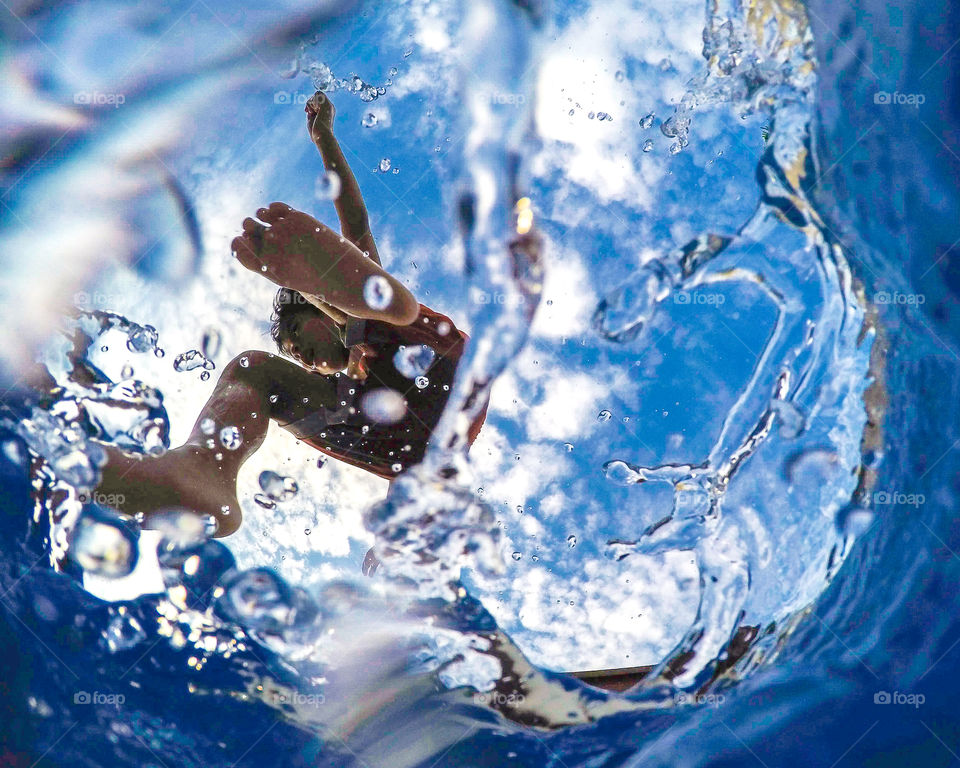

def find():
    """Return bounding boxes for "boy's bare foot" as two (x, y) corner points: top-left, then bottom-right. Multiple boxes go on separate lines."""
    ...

(231, 202), (418, 325)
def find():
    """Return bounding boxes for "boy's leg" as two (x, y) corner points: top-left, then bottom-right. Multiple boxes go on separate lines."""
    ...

(95, 351), (337, 537)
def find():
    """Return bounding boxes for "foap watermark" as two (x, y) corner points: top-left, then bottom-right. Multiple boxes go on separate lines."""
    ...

(472, 289), (526, 306)
(74, 91), (125, 108)
(875, 291), (925, 306)
(874, 690), (924, 708)
(474, 691), (526, 707)
(874, 91), (926, 108)
(73, 291), (123, 309)
(674, 291), (726, 307)
(675, 692), (726, 707)
(274, 91), (312, 105)
(74, 691), (125, 706)
(270, 691), (325, 708)
(873, 491), (924, 508)
(486, 91), (526, 106)
(78, 491), (126, 509)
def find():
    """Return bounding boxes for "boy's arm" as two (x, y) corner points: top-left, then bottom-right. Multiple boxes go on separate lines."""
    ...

(305, 92), (383, 267)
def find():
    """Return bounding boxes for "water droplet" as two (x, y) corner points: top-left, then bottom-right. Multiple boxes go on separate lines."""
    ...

(215, 568), (315, 634)
(643, 139), (654, 152)
(393, 344), (436, 378)
(658, 57), (673, 71)
(361, 112), (379, 127)
(378, 158), (392, 173)
(360, 388), (406, 425)
(512, 552), (522, 561)
(597, 409), (612, 422)
(103, 611), (146, 653)
(201, 328), (222, 358)
(269, 394), (279, 404)
(588, 111), (595, 119)
(304, 528), (311, 536)
(154, 348), (165, 358)
(602, 459), (645, 485)
(563, 442), (574, 452)
(254, 494), (276, 510)
(121, 364), (134, 379)
(68, 506), (138, 578)
(173, 349), (213, 373)
(837, 506), (875, 537)
(414, 375), (429, 389)
(315, 170), (341, 200)
(258, 470), (299, 502)
(239, 356), (249, 368)
(200, 371), (210, 381)
(567, 535), (577, 548)
(219, 426), (243, 451)
(391, 463), (403, 473)
(615, 70), (625, 82)
(200, 418), (216, 435)
(126, 323), (159, 354)
(639, 112), (655, 129)
(363, 275), (393, 310)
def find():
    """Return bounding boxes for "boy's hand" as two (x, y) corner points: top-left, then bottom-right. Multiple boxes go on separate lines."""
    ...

(306, 91), (335, 139)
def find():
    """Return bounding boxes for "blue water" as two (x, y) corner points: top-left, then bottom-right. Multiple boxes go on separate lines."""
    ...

(2, 0), (960, 765)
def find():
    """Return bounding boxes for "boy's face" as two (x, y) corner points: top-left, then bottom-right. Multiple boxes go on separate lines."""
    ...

(283, 313), (349, 374)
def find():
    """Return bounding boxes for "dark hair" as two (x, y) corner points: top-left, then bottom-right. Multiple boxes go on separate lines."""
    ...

(270, 288), (323, 354)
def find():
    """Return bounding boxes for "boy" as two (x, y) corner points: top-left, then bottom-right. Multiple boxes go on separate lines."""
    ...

(94, 92), (489, 538)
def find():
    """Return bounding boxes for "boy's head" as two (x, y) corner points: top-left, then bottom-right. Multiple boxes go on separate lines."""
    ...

(270, 288), (349, 373)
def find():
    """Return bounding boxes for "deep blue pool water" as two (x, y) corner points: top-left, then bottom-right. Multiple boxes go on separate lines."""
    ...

(2, 0), (960, 766)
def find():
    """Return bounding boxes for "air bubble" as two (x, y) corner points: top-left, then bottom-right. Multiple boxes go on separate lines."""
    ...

(316, 170), (341, 200)
(219, 426), (243, 450)
(363, 275), (393, 310)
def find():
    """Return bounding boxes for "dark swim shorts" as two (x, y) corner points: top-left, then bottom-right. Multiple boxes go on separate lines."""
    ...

(282, 304), (488, 479)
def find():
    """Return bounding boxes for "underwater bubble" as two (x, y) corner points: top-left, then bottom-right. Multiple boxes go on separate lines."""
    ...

(150, 508), (209, 551)
(643, 139), (655, 152)
(378, 158), (392, 173)
(639, 112), (655, 129)
(567, 535), (577, 548)
(158, 539), (236, 608)
(219, 426), (242, 451)
(414, 376), (429, 390)
(258, 470), (299, 502)
(173, 349), (213, 373)
(309, 61), (335, 91)
(201, 328), (221, 358)
(102, 610), (146, 653)
(200, 418), (216, 435)
(393, 344), (436, 378)
(360, 388), (406, 424)
(315, 170), (341, 200)
(837, 506), (875, 537)
(363, 275), (393, 310)
(597, 409), (612, 422)
(126, 324), (158, 354)
(602, 459), (645, 485)
(254, 494), (277, 510)
(69, 505), (139, 578)
(361, 112), (379, 127)
(770, 399), (806, 438)
(215, 568), (304, 634)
